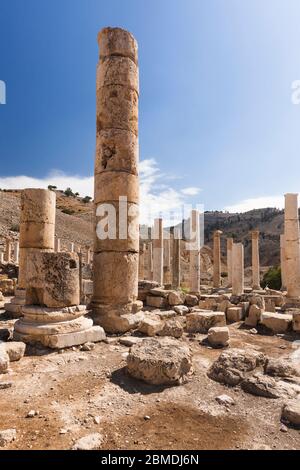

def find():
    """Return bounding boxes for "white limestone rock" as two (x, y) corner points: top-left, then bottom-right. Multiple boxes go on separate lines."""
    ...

(186, 311), (226, 333)
(207, 327), (229, 348)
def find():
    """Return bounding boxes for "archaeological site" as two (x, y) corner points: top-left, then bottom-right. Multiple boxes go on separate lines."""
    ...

(1, 2), (300, 458)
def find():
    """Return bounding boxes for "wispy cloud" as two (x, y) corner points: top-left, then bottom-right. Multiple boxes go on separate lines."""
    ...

(0, 159), (202, 225)
(224, 195), (284, 213)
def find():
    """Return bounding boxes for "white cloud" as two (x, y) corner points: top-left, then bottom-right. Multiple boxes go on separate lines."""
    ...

(0, 159), (202, 226)
(181, 187), (201, 196)
(224, 195), (284, 213)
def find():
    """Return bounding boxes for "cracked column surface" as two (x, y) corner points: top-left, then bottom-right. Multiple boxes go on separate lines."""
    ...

(280, 234), (287, 290)
(284, 193), (300, 298)
(92, 27), (141, 333)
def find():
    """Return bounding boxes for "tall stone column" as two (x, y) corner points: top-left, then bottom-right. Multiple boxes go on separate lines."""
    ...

(213, 230), (222, 288)
(0, 251), (4, 264)
(5, 189), (56, 317)
(172, 234), (181, 289)
(189, 210), (200, 294)
(92, 27), (141, 333)
(5, 238), (11, 263)
(251, 230), (260, 290)
(153, 218), (163, 285)
(232, 243), (244, 296)
(138, 242), (145, 280)
(226, 238), (233, 287)
(284, 193), (300, 299)
(146, 242), (153, 280)
(163, 238), (171, 285)
(14, 241), (20, 264)
(280, 234), (287, 290)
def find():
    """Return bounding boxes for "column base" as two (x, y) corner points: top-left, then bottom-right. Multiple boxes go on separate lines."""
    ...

(13, 305), (106, 349)
(4, 288), (26, 318)
(91, 300), (144, 334)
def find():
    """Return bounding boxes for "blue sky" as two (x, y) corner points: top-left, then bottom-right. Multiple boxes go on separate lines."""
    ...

(1, 0), (300, 218)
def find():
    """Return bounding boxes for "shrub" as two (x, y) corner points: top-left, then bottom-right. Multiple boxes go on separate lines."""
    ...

(64, 187), (75, 197)
(82, 196), (92, 204)
(48, 185), (57, 191)
(261, 266), (281, 290)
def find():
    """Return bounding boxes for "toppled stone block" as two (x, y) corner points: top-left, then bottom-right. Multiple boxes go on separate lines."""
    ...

(208, 348), (266, 386)
(127, 337), (192, 385)
(249, 295), (265, 310)
(146, 296), (167, 308)
(155, 310), (176, 320)
(119, 336), (143, 347)
(207, 327), (229, 348)
(264, 358), (300, 378)
(138, 280), (160, 301)
(241, 373), (286, 399)
(198, 295), (219, 311)
(149, 287), (171, 298)
(0, 279), (15, 296)
(185, 294), (198, 307)
(168, 291), (185, 306)
(158, 319), (183, 338)
(173, 305), (189, 315)
(0, 344), (9, 374)
(226, 306), (244, 323)
(138, 316), (163, 337)
(261, 312), (292, 333)
(216, 299), (234, 313)
(282, 399), (300, 427)
(0, 429), (16, 447)
(72, 433), (104, 450)
(245, 304), (262, 327)
(4, 342), (26, 362)
(186, 311), (226, 333)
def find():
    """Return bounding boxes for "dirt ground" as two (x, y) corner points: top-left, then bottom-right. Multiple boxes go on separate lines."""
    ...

(0, 306), (299, 451)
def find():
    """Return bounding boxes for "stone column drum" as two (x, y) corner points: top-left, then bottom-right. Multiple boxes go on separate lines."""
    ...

(92, 27), (142, 333)
(251, 230), (260, 290)
(5, 189), (56, 317)
(163, 238), (171, 286)
(232, 243), (244, 296)
(213, 230), (222, 288)
(5, 238), (11, 263)
(280, 234), (287, 291)
(153, 218), (164, 285)
(138, 242), (146, 280)
(172, 232), (181, 289)
(227, 238), (233, 287)
(189, 210), (200, 294)
(284, 193), (300, 299)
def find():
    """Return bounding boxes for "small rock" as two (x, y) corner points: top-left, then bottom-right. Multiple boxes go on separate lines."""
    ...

(0, 429), (16, 447)
(173, 305), (189, 315)
(157, 318), (183, 338)
(93, 416), (101, 425)
(281, 399), (300, 427)
(280, 424), (288, 433)
(215, 394), (235, 406)
(0, 381), (12, 390)
(72, 433), (104, 450)
(26, 410), (38, 418)
(207, 326), (229, 348)
(5, 342), (26, 362)
(59, 428), (68, 434)
(249, 328), (258, 335)
(144, 415), (151, 420)
(81, 342), (95, 352)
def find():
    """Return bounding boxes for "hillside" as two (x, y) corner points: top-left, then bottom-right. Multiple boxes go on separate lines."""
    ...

(0, 189), (283, 267)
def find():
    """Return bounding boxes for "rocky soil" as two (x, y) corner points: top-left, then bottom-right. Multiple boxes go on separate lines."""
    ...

(0, 304), (299, 450)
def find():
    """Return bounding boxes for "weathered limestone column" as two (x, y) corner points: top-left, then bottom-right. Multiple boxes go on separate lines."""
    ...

(232, 243), (244, 296)
(86, 247), (92, 265)
(163, 238), (171, 285)
(280, 234), (287, 290)
(153, 218), (164, 285)
(5, 238), (11, 263)
(172, 233), (181, 289)
(189, 210), (200, 294)
(138, 242), (145, 280)
(213, 230), (222, 288)
(0, 251), (4, 264)
(227, 238), (233, 287)
(70, 243), (75, 253)
(14, 241), (20, 264)
(5, 189), (56, 317)
(146, 242), (153, 280)
(251, 230), (260, 290)
(92, 27), (141, 333)
(55, 238), (61, 253)
(284, 193), (300, 299)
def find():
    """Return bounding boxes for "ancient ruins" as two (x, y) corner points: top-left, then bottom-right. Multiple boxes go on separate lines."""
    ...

(0, 27), (300, 451)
